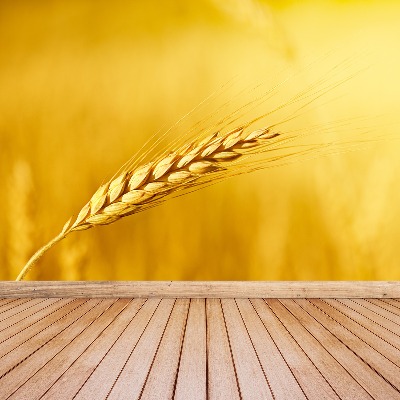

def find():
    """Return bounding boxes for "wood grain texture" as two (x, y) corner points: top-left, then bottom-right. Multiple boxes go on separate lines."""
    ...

(206, 299), (240, 400)
(140, 299), (189, 400)
(366, 299), (400, 324)
(302, 299), (400, 392)
(1, 289), (400, 399)
(281, 299), (398, 399)
(1, 281), (399, 298)
(325, 299), (400, 352)
(269, 299), (372, 400)
(222, 298), (274, 399)
(4, 299), (120, 399)
(0, 299), (32, 315)
(235, 298), (305, 399)
(0, 299), (109, 398)
(72, 298), (161, 399)
(254, 298), (339, 399)
(106, 299), (175, 400)
(174, 299), (207, 400)
(0, 298), (52, 327)
(41, 298), (146, 400)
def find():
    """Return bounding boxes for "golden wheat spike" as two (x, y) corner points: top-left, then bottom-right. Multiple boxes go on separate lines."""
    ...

(15, 126), (281, 281)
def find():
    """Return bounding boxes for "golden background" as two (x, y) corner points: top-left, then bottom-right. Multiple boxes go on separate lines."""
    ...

(1, 0), (399, 280)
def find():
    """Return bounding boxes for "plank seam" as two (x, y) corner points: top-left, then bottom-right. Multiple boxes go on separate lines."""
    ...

(305, 300), (400, 394)
(0, 299), (79, 357)
(336, 300), (400, 339)
(71, 299), (148, 399)
(7, 299), (114, 399)
(170, 299), (191, 400)
(319, 300), (400, 363)
(235, 299), (275, 400)
(381, 299), (400, 307)
(220, 299), (243, 400)
(0, 299), (101, 381)
(0, 299), (20, 309)
(138, 299), (177, 399)
(104, 299), (162, 399)
(0, 299), (32, 316)
(381, 299), (400, 314)
(0, 299), (54, 333)
(41, 299), (134, 399)
(294, 299), (394, 399)
(250, 300), (307, 400)
(265, 299), (340, 399)
(205, 299), (209, 400)
(0, 299), (70, 345)
(279, 299), (372, 399)
(366, 299), (400, 318)
(0, 299), (45, 323)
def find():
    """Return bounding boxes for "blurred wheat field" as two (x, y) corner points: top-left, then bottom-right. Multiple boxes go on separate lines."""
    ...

(1, 0), (399, 280)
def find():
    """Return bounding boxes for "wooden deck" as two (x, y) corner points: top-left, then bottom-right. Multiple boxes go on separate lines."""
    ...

(0, 282), (400, 399)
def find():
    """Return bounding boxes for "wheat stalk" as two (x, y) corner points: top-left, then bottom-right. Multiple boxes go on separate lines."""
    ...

(15, 124), (282, 280)
(15, 65), (373, 281)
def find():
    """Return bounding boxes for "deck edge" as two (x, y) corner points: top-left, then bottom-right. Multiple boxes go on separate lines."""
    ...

(0, 281), (399, 298)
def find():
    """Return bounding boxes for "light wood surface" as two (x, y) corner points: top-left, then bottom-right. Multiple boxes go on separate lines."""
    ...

(1, 281), (399, 298)
(1, 296), (400, 399)
(1, 283), (400, 399)
(206, 298), (240, 399)
(174, 299), (207, 400)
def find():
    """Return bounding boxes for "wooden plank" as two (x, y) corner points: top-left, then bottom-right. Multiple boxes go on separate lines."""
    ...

(72, 298), (160, 399)
(329, 299), (400, 349)
(0, 299), (80, 361)
(381, 299), (400, 313)
(282, 299), (396, 399)
(255, 299), (339, 399)
(0, 298), (58, 331)
(0, 299), (73, 341)
(141, 299), (190, 399)
(381, 300), (400, 318)
(0, 298), (46, 323)
(10, 299), (131, 399)
(106, 299), (175, 400)
(221, 298), (274, 399)
(0, 299), (31, 315)
(0, 298), (70, 342)
(1, 281), (399, 298)
(206, 299), (240, 400)
(311, 299), (400, 369)
(0, 299), (19, 307)
(0, 299), (101, 376)
(41, 299), (146, 400)
(305, 299), (400, 391)
(381, 298), (400, 307)
(0, 299), (43, 322)
(269, 299), (371, 399)
(0, 288), (399, 398)
(174, 299), (207, 400)
(235, 299), (305, 399)
(0, 299), (110, 399)
(366, 299), (400, 324)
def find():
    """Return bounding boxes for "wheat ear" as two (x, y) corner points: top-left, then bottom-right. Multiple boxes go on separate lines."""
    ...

(15, 125), (280, 280)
